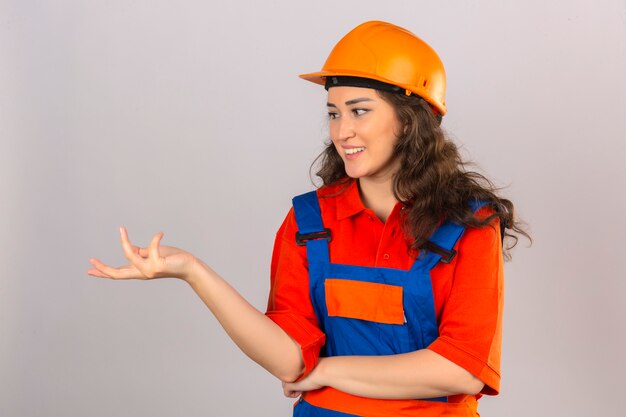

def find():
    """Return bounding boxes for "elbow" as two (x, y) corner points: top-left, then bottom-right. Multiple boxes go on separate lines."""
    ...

(266, 333), (307, 383)
(278, 373), (300, 384)
(275, 368), (303, 383)
(272, 361), (305, 383)
(462, 376), (485, 396)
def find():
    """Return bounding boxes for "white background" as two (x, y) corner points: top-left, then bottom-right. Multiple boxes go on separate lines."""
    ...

(1, 1), (625, 416)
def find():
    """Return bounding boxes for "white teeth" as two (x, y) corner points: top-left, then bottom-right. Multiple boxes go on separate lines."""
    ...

(345, 147), (365, 155)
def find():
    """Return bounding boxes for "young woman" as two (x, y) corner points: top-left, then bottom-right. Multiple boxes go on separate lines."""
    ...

(88, 21), (527, 417)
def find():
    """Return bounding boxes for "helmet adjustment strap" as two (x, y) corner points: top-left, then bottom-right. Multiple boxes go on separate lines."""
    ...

(324, 76), (405, 94)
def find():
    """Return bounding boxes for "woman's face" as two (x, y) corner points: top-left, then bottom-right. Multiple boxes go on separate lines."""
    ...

(327, 86), (401, 183)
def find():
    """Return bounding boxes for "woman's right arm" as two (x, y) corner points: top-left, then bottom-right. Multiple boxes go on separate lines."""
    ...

(88, 226), (305, 382)
(184, 258), (305, 382)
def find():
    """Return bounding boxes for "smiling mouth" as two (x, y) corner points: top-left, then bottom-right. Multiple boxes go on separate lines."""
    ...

(345, 147), (366, 155)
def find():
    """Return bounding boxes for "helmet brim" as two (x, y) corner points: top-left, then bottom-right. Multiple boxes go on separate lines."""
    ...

(299, 70), (447, 116)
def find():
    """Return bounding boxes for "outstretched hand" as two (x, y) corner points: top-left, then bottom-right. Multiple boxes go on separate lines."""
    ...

(88, 226), (197, 282)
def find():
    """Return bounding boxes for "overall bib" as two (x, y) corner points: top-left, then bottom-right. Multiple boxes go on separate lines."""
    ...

(291, 191), (483, 417)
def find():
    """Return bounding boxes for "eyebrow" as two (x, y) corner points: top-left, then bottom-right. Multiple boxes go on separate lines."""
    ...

(326, 97), (374, 108)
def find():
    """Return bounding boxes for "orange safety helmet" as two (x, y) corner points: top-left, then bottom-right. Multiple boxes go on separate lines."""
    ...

(300, 20), (447, 116)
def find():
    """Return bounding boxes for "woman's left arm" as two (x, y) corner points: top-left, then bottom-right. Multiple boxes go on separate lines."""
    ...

(283, 348), (484, 399)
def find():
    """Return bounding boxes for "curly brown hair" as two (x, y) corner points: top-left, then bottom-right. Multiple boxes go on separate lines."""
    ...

(313, 91), (530, 260)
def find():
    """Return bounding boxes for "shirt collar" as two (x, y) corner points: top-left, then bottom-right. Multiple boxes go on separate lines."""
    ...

(336, 180), (367, 220)
(333, 179), (408, 221)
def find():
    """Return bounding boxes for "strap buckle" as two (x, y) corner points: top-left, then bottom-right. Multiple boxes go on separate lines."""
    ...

(423, 241), (457, 264)
(295, 229), (332, 246)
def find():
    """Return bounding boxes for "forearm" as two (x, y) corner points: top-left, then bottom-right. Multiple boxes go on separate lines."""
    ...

(314, 349), (484, 399)
(185, 258), (304, 382)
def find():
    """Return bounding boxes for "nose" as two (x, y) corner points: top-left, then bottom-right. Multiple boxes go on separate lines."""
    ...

(333, 116), (356, 142)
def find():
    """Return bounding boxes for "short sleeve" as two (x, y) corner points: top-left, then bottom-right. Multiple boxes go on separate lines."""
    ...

(427, 212), (504, 395)
(265, 208), (326, 380)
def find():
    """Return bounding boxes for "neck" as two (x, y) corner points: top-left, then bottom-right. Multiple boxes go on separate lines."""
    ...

(358, 176), (399, 223)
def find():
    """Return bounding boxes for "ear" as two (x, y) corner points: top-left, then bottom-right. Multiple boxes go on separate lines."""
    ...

(401, 120), (410, 136)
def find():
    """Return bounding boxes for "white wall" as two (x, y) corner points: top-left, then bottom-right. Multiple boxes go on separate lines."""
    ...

(1, 1), (625, 416)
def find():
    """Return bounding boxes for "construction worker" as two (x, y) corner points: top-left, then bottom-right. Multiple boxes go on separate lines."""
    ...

(88, 20), (528, 417)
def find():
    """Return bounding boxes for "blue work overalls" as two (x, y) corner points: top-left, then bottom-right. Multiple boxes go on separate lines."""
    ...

(291, 191), (484, 417)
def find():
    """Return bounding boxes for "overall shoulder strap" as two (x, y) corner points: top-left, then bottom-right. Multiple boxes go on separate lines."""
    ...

(292, 191), (331, 263)
(292, 191), (326, 237)
(422, 200), (490, 265)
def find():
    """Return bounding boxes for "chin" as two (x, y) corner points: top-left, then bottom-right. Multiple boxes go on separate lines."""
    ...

(343, 164), (367, 179)
(345, 170), (367, 180)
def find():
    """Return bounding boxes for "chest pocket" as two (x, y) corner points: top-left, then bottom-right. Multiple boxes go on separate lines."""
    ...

(324, 278), (405, 325)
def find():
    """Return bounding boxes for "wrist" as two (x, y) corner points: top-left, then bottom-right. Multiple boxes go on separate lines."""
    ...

(314, 357), (331, 387)
(183, 257), (212, 287)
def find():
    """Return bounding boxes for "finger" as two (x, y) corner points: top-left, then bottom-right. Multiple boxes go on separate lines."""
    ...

(119, 227), (140, 260)
(282, 386), (301, 398)
(148, 232), (164, 261)
(119, 226), (149, 275)
(88, 269), (106, 277)
(132, 245), (149, 258)
(88, 258), (142, 280)
(88, 258), (119, 279)
(87, 262), (112, 278)
(88, 258), (113, 278)
(282, 382), (297, 396)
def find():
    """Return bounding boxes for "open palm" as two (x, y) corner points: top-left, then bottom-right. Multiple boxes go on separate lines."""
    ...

(88, 226), (196, 281)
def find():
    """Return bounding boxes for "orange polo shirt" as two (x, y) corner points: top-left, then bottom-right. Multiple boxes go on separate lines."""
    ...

(266, 180), (504, 417)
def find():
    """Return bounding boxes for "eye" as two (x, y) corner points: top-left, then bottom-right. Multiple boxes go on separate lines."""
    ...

(352, 108), (368, 117)
(327, 111), (339, 120)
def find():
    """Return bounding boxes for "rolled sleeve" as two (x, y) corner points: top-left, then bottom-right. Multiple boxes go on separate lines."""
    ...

(428, 213), (504, 395)
(265, 312), (325, 379)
